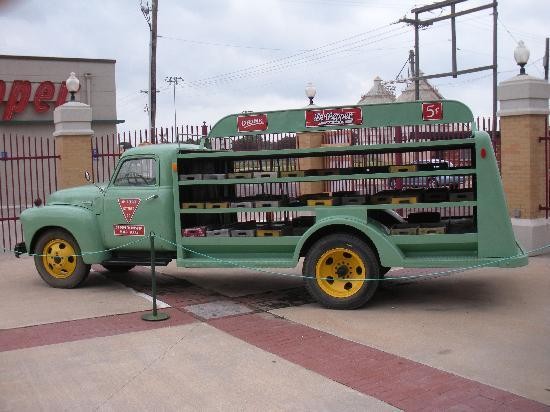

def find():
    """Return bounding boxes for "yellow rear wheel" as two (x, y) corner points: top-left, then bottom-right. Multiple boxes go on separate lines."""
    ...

(315, 248), (366, 298)
(304, 234), (380, 309)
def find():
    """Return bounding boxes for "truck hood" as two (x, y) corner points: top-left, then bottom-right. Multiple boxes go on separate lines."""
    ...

(47, 184), (106, 208)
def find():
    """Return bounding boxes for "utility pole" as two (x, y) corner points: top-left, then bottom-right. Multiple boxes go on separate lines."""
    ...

(141, 0), (158, 143)
(165, 76), (184, 139)
(544, 37), (549, 81)
(399, 0), (498, 137)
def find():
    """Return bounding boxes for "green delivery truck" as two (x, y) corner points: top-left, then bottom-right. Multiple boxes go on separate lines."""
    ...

(17, 100), (527, 309)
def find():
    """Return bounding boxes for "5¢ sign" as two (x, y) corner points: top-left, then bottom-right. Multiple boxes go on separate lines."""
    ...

(422, 102), (443, 121)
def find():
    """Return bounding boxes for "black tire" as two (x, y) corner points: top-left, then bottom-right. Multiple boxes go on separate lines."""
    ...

(101, 264), (136, 273)
(303, 234), (380, 310)
(34, 229), (90, 288)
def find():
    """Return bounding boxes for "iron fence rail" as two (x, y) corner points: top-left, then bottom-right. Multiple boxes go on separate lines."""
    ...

(1, 133), (59, 251)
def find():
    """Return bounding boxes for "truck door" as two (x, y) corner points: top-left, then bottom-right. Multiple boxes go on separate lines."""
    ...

(101, 155), (172, 250)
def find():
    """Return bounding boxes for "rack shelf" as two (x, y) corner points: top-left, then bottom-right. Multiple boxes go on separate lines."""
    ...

(179, 201), (477, 214)
(177, 137), (476, 160)
(178, 169), (475, 186)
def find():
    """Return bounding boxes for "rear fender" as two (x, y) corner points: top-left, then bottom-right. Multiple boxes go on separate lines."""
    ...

(294, 216), (404, 267)
(20, 205), (110, 264)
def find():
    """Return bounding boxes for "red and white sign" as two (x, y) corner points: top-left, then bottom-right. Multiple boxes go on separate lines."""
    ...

(0, 80), (69, 121)
(114, 224), (145, 237)
(422, 102), (443, 121)
(305, 107), (363, 128)
(117, 198), (141, 223)
(237, 113), (268, 133)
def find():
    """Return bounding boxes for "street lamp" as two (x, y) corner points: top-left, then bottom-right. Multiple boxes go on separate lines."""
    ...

(305, 82), (316, 106)
(66, 72), (79, 102)
(514, 40), (530, 75)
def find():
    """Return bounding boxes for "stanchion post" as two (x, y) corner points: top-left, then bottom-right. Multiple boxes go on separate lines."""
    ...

(142, 232), (170, 321)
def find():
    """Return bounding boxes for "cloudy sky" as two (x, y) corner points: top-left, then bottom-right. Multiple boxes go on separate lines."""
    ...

(0, 0), (548, 131)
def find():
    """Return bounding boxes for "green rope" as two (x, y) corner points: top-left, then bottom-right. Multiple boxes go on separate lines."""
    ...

(2, 233), (548, 283)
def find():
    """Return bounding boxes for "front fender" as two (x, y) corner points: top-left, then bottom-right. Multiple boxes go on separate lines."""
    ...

(293, 215), (405, 267)
(20, 205), (110, 264)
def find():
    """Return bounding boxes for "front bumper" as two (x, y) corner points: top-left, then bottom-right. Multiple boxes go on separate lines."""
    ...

(14, 242), (27, 258)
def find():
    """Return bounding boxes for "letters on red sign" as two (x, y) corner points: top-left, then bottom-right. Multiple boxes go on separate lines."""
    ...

(55, 81), (68, 107)
(422, 102), (443, 121)
(237, 114), (268, 133)
(305, 107), (363, 128)
(33, 81), (55, 113)
(0, 80), (5, 104)
(114, 224), (145, 237)
(3, 80), (31, 121)
(0, 80), (69, 121)
(117, 198), (141, 223)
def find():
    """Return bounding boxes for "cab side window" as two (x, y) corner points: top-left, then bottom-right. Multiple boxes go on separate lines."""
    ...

(113, 158), (157, 186)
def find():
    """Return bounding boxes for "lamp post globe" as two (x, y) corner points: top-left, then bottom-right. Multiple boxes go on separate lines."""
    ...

(66, 72), (80, 102)
(513, 40), (530, 75)
(305, 82), (316, 106)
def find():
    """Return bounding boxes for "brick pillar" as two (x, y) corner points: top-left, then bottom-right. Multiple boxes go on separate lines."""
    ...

(498, 73), (550, 254)
(297, 131), (325, 195)
(53, 102), (94, 189)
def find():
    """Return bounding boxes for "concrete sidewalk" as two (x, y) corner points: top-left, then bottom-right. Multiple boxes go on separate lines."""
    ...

(1, 253), (549, 411)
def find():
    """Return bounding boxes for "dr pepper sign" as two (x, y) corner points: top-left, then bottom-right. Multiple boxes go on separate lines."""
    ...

(422, 102), (443, 121)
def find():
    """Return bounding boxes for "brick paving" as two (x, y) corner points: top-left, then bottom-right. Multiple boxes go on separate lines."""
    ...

(0, 308), (195, 352)
(209, 313), (549, 411)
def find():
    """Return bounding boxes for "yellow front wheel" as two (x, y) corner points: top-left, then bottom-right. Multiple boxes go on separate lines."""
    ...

(34, 229), (90, 288)
(304, 234), (380, 309)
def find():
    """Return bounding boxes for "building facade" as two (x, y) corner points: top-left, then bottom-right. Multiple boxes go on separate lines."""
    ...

(0, 54), (122, 138)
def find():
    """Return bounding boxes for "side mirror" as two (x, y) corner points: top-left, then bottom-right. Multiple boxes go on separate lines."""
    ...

(84, 171), (106, 194)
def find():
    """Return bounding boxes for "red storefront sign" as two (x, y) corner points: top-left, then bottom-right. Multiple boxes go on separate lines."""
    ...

(117, 198), (141, 223)
(237, 114), (268, 132)
(114, 224), (145, 236)
(422, 102), (443, 121)
(0, 80), (69, 121)
(305, 107), (363, 127)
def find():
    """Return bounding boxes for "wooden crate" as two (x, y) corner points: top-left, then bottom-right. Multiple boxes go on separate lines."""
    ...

(182, 226), (207, 237)
(418, 223), (446, 235)
(253, 171), (278, 178)
(205, 202), (229, 209)
(307, 198), (333, 206)
(279, 170), (305, 177)
(449, 191), (475, 201)
(390, 223), (419, 235)
(181, 202), (205, 209)
(227, 172), (253, 179)
(203, 173), (226, 180)
(179, 174), (202, 181)
(389, 165), (417, 173)
(206, 228), (231, 237)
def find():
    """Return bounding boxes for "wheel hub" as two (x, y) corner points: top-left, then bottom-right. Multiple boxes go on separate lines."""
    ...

(42, 239), (77, 279)
(315, 248), (367, 298)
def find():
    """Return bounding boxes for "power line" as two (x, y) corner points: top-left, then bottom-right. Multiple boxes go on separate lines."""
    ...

(181, 26), (409, 89)
(180, 23), (401, 86)
(158, 35), (305, 52)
